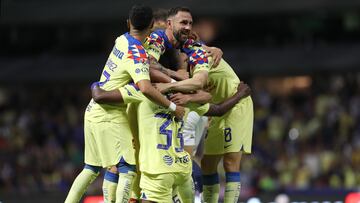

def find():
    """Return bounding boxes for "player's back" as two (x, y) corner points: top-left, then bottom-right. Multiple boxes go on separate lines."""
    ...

(137, 98), (191, 175)
(207, 59), (241, 104)
(85, 33), (150, 123)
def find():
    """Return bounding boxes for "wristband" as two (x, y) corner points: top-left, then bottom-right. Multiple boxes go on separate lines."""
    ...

(168, 102), (177, 112)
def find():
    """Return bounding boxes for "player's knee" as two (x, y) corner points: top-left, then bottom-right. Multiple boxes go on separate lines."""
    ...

(201, 157), (218, 174)
(223, 156), (240, 172)
(84, 164), (101, 173)
(117, 158), (136, 173)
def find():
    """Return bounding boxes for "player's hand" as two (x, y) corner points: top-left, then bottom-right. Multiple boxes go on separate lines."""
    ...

(237, 82), (251, 97)
(91, 82), (102, 99)
(170, 93), (191, 106)
(154, 83), (170, 94)
(206, 46), (223, 67)
(174, 105), (185, 120)
(189, 31), (200, 41)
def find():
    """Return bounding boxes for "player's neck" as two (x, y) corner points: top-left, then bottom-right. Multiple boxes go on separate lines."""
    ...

(129, 30), (148, 43)
(165, 29), (180, 48)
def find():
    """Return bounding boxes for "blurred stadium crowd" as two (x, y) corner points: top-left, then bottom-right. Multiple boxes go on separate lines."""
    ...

(0, 73), (358, 199)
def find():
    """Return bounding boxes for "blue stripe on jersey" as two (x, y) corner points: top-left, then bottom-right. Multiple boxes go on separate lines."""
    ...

(203, 173), (219, 185)
(124, 32), (142, 46)
(84, 164), (101, 173)
(226, 172), (240, 182)
(104, 171), (119, 183)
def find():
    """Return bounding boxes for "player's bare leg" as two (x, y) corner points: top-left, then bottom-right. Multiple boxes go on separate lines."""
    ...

(223, 152), (242, 203)
(201, 155), (222, 203)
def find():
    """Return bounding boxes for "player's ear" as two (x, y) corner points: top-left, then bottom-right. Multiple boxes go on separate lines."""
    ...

(167, 19), (172, 28)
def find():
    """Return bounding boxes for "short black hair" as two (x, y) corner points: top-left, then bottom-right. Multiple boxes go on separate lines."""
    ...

(167, 7), (191, 18)
(129, 4), (153, 31)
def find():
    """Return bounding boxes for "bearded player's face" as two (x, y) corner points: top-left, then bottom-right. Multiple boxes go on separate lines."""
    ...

(170, 11), (193, 44)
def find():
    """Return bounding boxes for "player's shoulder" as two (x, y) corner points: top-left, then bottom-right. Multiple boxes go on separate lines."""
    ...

(145, 29), (173, 51)
(181, 39), (208, 66)
(180, 39), (203, 54)
(120, 33), (149, 65)
(148, 29), (167, 42)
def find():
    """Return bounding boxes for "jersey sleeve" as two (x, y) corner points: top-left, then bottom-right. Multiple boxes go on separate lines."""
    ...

(144, 31), (166, 61)
(127, 45), (151, 84)
(118, 83), (146, 104)
(181, 39), (210, 75)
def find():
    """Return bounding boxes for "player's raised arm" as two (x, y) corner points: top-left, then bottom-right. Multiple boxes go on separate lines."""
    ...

(205, 82), (251, 117)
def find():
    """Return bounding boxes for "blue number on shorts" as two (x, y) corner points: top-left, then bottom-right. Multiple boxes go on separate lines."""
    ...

(155, 113), (172, 150)
(98, 70), (111, 86)
(175, 120), (184, 152)
(224, 128), (232, 142)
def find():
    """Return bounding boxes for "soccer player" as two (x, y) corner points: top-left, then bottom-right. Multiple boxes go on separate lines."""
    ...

(144, 7), (223, 83)
(91, 79), (251, 203)
(154, 14), (254, 203)
(64, 5), (184, 203)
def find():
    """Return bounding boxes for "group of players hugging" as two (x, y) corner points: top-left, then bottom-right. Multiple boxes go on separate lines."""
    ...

(64, 4), (253, 203)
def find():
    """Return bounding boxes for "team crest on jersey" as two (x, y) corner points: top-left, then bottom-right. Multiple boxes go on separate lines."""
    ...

(163, 155), (173, 166)
(127, 44), (149, 64)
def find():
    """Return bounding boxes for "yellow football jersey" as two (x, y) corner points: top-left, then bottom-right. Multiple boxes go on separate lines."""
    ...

(85, 33), (150, 123)
(181, 40), (240, 104)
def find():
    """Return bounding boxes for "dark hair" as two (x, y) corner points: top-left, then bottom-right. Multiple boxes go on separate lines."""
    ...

(154, 8), (168, 22)
(129, 5), (153, 31)
(167, 7), (191, 18)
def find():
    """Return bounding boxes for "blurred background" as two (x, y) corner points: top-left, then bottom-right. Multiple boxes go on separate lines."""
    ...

(1, 0), (360, 202)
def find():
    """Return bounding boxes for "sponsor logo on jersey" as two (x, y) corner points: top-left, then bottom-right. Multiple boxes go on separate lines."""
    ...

(175, 154), (190, 164)
(163, 155), (173, 166)
(112, 46), (124, 60)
